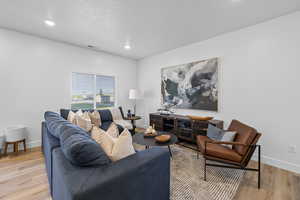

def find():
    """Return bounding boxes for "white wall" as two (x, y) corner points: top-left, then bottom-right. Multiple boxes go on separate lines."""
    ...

(137, 11), (300, 173)
(0, 28), (137, 149)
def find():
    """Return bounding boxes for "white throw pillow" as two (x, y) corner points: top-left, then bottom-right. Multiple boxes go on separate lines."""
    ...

(76, 109), (83, 116)
(106, 123), (119, 138)
(220, 131), (237, 149)
(110, 129), (135, 161)
(75, 111), (93, 132)
(91, 126), (115, 155)
(91, 127), (135, 162)
(110, 108), (123, 121)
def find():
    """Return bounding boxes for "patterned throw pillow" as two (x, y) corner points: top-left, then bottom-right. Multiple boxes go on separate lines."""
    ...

(207, 124), (224, 140)
(67, 110), (93, 132)
(67, 110), (76, 124)
(89, 111), (102, 127)
(106, 123), (119, 138)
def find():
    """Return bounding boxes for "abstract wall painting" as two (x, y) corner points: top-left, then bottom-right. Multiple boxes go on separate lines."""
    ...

(161, 57), (218, 111)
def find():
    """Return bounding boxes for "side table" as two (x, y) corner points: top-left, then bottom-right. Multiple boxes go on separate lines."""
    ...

(124, 116), (141, 133)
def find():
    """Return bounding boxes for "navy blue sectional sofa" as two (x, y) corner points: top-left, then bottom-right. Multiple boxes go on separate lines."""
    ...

(42, 111), (170, 200)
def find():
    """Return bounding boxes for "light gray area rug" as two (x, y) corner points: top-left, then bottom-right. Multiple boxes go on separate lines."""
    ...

(170, 146), (244, 200)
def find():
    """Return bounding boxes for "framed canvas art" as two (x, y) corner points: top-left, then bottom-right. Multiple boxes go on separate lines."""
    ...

(161, 57), (218, 111)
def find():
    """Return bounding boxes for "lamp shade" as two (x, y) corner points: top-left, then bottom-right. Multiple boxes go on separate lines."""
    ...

(129, 89), (139, 99)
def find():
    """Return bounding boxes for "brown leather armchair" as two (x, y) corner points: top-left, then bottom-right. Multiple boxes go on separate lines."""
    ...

(196, 120), (262, 188)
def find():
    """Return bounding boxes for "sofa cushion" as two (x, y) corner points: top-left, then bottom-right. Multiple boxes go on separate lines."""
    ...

(60, 127), (111, 166)
(100, 121), (124, 133)
(45, 111), (73, 138)
(100, 121), (112, 131)
(228, 120), (257, 155)
(98, 109), (113, 122)
(196, 135), (242, 162)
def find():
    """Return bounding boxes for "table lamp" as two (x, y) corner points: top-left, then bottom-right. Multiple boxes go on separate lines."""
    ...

(129, 89), (139, 115)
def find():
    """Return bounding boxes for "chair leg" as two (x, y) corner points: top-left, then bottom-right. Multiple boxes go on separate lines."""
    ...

(23, 139), (27, 152)
(258, 145), (261, 189)
(4, 142), (8, 155)
(13, 142), (17, 153)
(15, 142), (19, 154)
(204, 157), (207, 181)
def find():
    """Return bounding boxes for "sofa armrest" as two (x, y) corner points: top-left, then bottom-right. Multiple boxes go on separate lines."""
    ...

(52, 147), (170, 200)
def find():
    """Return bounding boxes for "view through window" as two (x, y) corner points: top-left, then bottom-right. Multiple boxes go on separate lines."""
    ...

(72, 72), (115, 109)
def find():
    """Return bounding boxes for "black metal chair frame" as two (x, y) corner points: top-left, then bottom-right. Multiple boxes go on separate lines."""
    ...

(203, 141), (261, 189)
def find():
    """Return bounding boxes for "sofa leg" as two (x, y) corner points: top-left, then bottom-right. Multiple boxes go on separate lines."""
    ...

(258, 145), (261, 189)
(204, 157), (207, 181)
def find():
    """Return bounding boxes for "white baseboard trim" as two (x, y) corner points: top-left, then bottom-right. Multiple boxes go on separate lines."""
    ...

(251, 150), (300, 174)
(27, 140), (41, 148)
(259, 155), (300, 174)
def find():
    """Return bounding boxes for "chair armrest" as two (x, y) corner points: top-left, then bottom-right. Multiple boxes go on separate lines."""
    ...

(205, 140), (248, 146)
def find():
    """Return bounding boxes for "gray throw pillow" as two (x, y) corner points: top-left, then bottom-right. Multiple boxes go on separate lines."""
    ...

(207, 124), (224, 140)
(220, 131), (237, 148)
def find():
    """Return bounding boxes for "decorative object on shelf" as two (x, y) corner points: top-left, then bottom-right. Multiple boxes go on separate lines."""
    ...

(129, 89), (140, 115)
(144, 125), (157, 137)
(155, 135), (171, 143)
(187, 115), (213, 121)
(157, 103), (174, 115)
(127, 109), (132, 118)
(161, 57), (218, 111)
(3, 125), (27, 155)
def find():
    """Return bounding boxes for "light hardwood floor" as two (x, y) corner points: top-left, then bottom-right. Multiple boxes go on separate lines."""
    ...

(0, 148), (299, 200)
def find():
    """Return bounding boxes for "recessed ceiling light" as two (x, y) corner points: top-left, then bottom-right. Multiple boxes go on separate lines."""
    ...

(231, 0), (241, 2)
(44, 20), (56, 27)
(124, 44), (131, 50)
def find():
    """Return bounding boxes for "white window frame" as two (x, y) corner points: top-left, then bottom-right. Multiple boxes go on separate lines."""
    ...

(71, 72), (117, 109)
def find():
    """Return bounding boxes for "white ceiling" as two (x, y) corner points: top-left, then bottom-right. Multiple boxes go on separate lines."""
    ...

(0, 0), (299, 59)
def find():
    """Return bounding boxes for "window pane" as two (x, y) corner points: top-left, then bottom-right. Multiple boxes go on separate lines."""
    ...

(96, 75), (115, 109)
(71, 73), (94, 110)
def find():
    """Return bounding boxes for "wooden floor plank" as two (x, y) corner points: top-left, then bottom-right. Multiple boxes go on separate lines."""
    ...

(0, 147), (299, 200)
